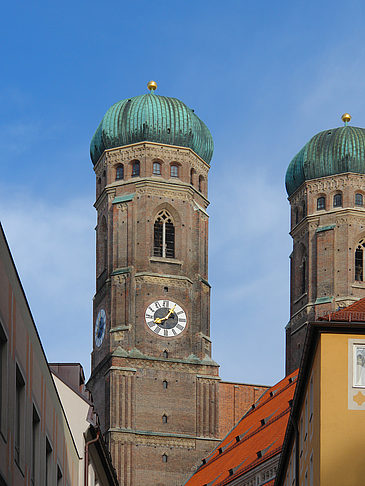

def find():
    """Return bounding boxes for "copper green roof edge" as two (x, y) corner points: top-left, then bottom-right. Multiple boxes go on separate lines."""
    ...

(90, 93), (213, 165)
(112, 193), (134, 204)
(315, 296), (333, 304)
(316, 224), (336, 233)
(286, 126), (365, 196)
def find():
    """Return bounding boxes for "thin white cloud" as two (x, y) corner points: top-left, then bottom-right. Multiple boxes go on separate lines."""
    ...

(0, 189), (95, 374)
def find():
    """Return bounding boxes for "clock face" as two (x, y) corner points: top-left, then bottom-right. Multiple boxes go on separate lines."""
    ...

(95, 309), (106, 347)
(145, 300), (187, 337)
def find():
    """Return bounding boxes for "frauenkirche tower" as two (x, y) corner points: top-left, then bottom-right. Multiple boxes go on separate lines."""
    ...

(285, 114), (365, 373)
(87, 82), (220, 485)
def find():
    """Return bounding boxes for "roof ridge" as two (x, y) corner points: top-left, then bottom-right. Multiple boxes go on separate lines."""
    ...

(242, 376), (296, 418)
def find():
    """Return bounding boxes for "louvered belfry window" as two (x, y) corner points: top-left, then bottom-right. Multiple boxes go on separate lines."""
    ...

(154, 210), (175, 258)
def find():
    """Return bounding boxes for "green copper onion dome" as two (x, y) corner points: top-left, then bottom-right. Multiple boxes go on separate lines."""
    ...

(286, 118), (365, 196)
(90, 82), (213, 164)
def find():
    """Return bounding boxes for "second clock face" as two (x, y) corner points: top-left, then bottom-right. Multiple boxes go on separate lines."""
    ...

(95, 308), (106, 347)
(145, 300), (187, 337)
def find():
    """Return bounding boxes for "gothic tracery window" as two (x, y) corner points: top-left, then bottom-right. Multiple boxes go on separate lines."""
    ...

(355, 239), (365, 281)
(153, 210), (175, 258)
(100, 216), (107, 271)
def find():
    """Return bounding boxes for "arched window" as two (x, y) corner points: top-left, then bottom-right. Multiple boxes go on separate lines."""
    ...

(301, 258), (306, 295)
(190, 168), (195, 186)
(132, 160), (140, 177)
(163, 380), (168, 389)
(163, 350), (168, 359)
(198, 175), (204, 192)
(356, 193), (364, 206)
(295, 208), (299, 225)
(162, 454), (168, 463)
(170, 164), (178, 178)
(116, 164), (124, 180)
(154, 210), (175, 258)
(333, 193), (342, 207)
(162, 414), (168, 424)
(100, 216), (107, 271)
(355, 239), (365, 281)
(301, 200), (306, 218)
(153, 162), (161, 175)
(317, 197), (325, 210)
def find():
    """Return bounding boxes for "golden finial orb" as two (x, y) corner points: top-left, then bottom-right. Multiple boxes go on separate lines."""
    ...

(147, 80), (157, 92)
(341, 113), (351, 124)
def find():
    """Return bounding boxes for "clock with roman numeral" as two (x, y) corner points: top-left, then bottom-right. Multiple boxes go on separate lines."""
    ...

(145, 300), (187, 337)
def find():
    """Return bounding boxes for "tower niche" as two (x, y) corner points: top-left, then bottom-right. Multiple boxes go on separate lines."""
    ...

(87, 83), (220, 486)
(286, 115), (365, 373)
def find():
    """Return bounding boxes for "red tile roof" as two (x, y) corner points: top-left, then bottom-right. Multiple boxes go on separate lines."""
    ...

(184, 370), (298, 486)
(319, 297), (365, 322)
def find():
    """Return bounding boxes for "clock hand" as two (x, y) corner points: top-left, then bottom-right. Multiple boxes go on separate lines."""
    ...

(154, 305), (176, 324)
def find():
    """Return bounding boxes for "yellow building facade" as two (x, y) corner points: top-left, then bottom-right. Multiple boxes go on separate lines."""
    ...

(276, 310), (365, 486)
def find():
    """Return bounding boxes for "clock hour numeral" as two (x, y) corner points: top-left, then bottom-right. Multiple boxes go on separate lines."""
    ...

(178, 318), (186, 323)
(176, 311), (184, 315)
(176, 324), (184, 331)
(147, 321), (154, 327)
(154, 302), (161, 309)
(171, 328), (177, 336)
(164, 330), (168, 337)
(163, 300), (169, 307)
(148, 306), (154, 313)
(145, 314), (153, 319)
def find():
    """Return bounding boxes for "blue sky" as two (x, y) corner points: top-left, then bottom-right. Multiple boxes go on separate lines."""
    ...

(1, 0), (365, 384)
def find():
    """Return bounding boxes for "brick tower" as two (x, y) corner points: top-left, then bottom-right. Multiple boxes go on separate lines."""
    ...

(87, 82), (220, 485)
(285, 114), (365, 373)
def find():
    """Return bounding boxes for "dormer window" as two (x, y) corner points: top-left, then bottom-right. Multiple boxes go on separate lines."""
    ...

(333, 193), (342, 207)
(116, 164), (124, 180)
(153, 162), (161, 175)
(317, 197), (325, 210)
(132, 160), (140, 177)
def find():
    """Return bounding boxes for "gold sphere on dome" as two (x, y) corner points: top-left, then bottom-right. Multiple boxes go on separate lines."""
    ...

(341, 113), (351, 124)
(147, 80), (157, 92)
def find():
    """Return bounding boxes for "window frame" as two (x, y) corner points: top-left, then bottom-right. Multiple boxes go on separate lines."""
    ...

(15, 364), (25, 470)
(333, 193), (342, 208)
(31, 405), (40, 486)
(317, 196), (326, 210)
(115, 164), (124, 181)
(153, 162), (162, 176)
(153, 210), (175, 259)
(45, 436), (53, 486)
(0, 321), (8, 441)
(355, 193), (364, 207)
(355, 239), (365, 282)
(170, 164), (179, 178)
(131, 160), (140, 177)
(353, 343), (365, 387)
